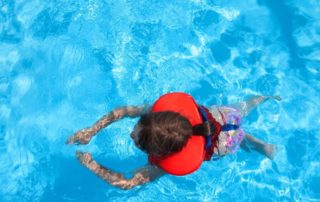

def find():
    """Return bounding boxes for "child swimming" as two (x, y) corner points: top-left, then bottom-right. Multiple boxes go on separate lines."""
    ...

(66, 92), (281, 190)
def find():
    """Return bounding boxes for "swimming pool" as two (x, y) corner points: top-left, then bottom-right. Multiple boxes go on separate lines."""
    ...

(1, 0), (319, 201)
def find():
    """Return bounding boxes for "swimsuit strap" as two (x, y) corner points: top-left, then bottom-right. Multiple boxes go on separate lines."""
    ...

(198, 106), (222, 150)
(198, 106), (222, 137)
(198, 106), (240, 161)
(221, 124), (239, 131)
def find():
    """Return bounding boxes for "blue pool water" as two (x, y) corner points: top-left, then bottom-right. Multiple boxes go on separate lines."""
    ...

(1, 0), (320, 201)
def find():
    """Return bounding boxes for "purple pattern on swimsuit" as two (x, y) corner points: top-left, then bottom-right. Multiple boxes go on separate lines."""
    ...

(223, 108), (245, 154)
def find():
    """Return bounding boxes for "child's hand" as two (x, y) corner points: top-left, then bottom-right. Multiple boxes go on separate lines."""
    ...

(66, 128), (94, 145)
(76, 151), (93, 167)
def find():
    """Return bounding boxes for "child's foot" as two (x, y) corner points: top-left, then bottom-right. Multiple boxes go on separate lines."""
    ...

(268, 95), (281, 101)
(261, 95), (281, 102)
(264, 144), (278, 160)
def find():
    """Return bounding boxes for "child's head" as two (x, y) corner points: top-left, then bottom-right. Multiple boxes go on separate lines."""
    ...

(130, 111), (193, 156)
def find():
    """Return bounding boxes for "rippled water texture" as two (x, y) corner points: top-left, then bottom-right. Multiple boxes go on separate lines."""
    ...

(1, 0), (319, 201)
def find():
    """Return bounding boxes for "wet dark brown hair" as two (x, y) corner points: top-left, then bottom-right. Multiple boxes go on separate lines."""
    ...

(136, 111), (212, 156)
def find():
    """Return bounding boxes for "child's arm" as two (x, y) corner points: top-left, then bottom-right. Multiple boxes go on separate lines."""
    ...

(66, 105), (150, 145)
(76, 151), (165, 190)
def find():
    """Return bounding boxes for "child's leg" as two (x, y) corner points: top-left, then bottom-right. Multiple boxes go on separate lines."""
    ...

(240, 134), (277, 160)
(230, 95), (281, 117)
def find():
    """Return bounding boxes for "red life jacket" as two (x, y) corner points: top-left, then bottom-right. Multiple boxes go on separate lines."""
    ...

(148, 92), (221, 176)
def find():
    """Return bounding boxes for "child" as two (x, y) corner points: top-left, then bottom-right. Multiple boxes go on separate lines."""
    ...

(66, 93), (280, 190)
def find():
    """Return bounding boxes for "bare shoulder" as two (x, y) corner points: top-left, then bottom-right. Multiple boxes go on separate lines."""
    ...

(123, 104), (151, 117)
(140, 104), (152, 114)
(133, 104), (151, 116)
